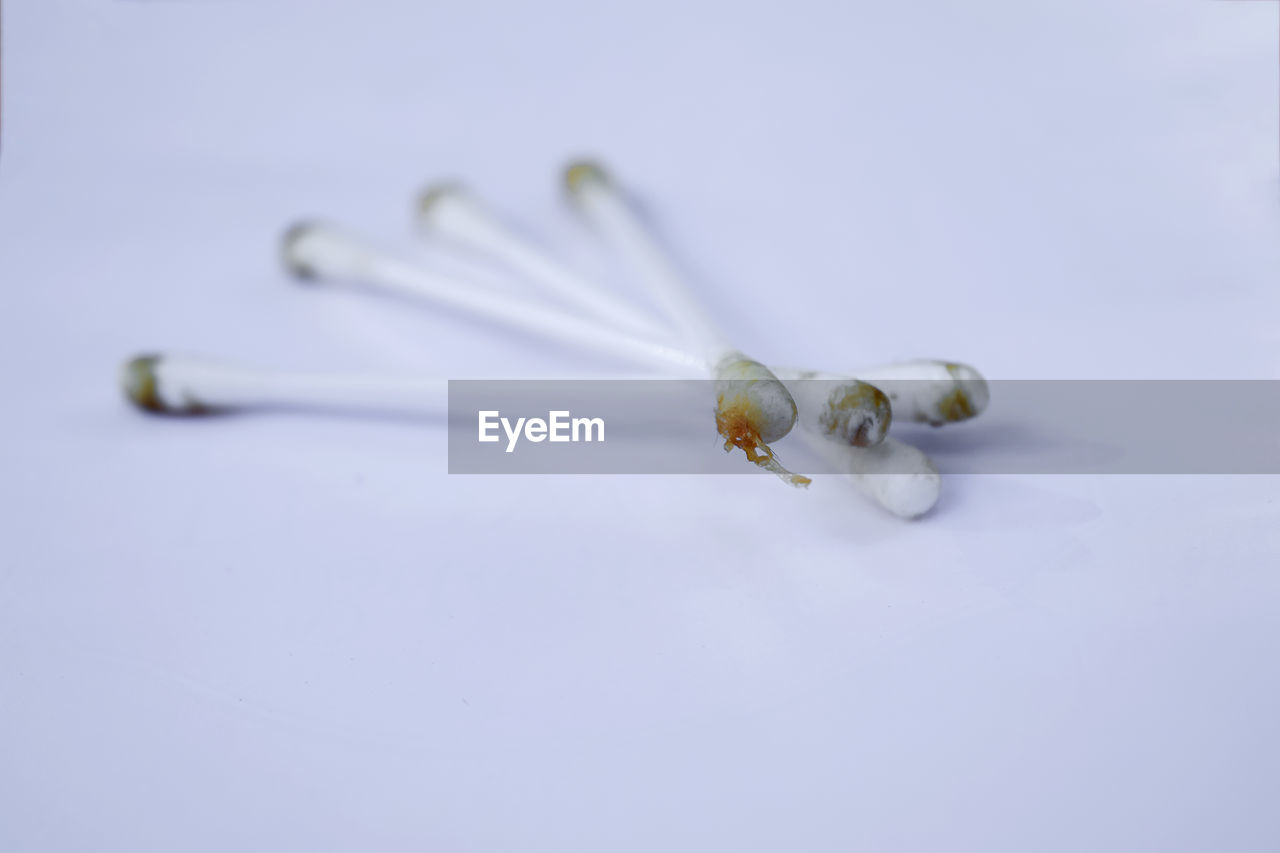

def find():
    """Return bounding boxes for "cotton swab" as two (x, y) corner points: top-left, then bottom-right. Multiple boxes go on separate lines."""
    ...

(416, 184), (667, 338)
(770, 359), (988, 443)
(562, 161), (807, 486)
(803, 433), (942, 519)
(119, 353), (939, 516)
(847, 360), (989, 425)
(280, 221), (703, 374)
(121, 353), (446, 416)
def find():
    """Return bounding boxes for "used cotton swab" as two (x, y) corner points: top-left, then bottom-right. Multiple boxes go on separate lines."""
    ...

(562, 161), (808, 486)
(846, 360), (989, 425)
(119, 353), (941, 516)
(280, 222), (702, 374)
(121, 353), (446, 417)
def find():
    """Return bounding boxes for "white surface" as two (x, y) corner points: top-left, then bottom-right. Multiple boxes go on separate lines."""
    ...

(2, 1), (1279, 850)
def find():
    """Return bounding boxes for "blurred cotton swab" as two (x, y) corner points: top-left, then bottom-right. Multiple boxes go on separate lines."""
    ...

(563, 162), (724, 361)
(121, 353), (446, 417)
(281, 221), (702, 374)
(563, 160), (808, 486)
(118, 354), (939, 516)
(417, 184), (666, 338)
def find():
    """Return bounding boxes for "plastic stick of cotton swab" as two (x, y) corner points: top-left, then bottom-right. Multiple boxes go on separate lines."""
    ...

(281, 222), (703, 375)
(416, 185), (667, 338)
(562, 160), (807, 486)
(121, 353), (446, 417)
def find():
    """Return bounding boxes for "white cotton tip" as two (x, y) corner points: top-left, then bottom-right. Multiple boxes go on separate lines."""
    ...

(416, 183), (478, 234)
(563, 159), (612, 197)
(808, 435), (941, 519)
(281, 221), (326, 280)
(120, 354), (208, 416)
(121, 354), (165, 413)
(941, 362), (990, 417)
(856, 446), (941, 519)
(853, 359), (990, 426)
(281, 220), (373, 283)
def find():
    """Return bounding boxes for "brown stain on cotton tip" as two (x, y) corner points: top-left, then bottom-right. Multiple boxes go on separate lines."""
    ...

(122, 355), (164, 413)
(821, 383), (892, 447)
(418, 183), (464, 218)
(121, 355), (211, 416)
(715, 394), (767, 459)
(935, 388), (976, 424)
(716, 394), (811, 487)
(280, 220), (324, 281)
(564, 160), (610, 195)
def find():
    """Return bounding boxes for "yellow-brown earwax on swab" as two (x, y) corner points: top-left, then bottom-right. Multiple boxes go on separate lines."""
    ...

(713, 353), (808, 486)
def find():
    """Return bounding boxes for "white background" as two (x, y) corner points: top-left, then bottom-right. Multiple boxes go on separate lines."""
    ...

(2, 1), (1279, 850)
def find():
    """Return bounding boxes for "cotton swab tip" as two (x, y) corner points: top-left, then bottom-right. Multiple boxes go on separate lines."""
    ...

(280, 220), (330, 281)
(872, 467), (941, 519)
(806, 435), (941, 518)
(714, 354), (798, 444)
(416, 182), (468, 224)
(563, 159), (611, 196)
(121, 354), (207, 415)
(122, 354), (164, 412)
(280, 220), (382, 286)
(712, 354), (808, 486)
(938, 362), (990, 422)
